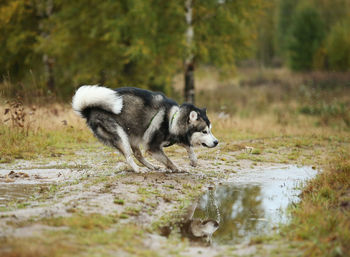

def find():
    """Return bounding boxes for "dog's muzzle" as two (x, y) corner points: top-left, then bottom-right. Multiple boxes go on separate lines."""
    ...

(202, 140), (219, 148)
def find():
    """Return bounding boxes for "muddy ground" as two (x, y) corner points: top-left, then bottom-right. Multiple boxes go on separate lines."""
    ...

(0, 139), (330, 256)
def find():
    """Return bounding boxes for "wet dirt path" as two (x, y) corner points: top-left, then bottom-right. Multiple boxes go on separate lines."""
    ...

(0, 143), (319, 256)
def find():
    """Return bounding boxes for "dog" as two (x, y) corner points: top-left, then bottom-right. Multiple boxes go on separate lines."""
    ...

(72, 86), (218, 173)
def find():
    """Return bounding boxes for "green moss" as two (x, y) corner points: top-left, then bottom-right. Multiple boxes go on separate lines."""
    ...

(252, 148), (262, 155)
(43, 213), (117, 230)
(114, 199), (125, 205)
(119, 214), (129, 219)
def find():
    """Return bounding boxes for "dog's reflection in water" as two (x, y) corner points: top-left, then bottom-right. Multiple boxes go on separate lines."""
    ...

(180, 202), (219, 244)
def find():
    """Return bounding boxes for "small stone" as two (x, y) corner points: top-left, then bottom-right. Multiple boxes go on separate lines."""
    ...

(4, 175), (15, 183)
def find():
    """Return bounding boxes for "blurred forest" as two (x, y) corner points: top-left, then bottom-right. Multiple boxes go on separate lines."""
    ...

(0, 0), (349, 100)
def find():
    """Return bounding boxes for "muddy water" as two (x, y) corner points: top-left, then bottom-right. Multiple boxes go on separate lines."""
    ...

(0, 184), (46, 207)
(190, 165), (317, 244)
(0, 168), (69, 207)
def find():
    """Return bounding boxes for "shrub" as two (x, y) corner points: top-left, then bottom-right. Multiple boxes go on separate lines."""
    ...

(326, 21), (350, 71)
(288, 6), (325, 71)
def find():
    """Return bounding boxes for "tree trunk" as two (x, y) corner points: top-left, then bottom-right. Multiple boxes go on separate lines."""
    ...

(184, 60), (195, 104)
(184, 0), (195, 104)
(43, 54), (55, 92)
(37, 0), (55, 92)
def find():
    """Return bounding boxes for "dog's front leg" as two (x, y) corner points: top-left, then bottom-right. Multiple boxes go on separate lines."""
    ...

(185, 146), (198, 167)
(149, 148), (179, 172)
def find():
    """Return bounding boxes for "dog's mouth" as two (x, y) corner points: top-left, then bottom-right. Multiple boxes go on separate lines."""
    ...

(202, 142), (218, 148)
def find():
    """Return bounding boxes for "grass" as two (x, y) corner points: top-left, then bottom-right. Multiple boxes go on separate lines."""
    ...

(0, 103), (95, 163)
(1, 213), (160, 257)
(283, 150), (350, 257)
(114, 198), (125, 205)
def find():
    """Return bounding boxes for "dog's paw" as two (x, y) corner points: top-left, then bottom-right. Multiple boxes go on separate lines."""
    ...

(165, 168), (173, 173)
(140, 168), (148, 174)
(172, 168), (188, 173)
(165, 164), (179, 173)
(166, 167), (179, 173)
(190, 160), (198, 167)
(152, 165), (160, 171)
(132, 167), (140, 173)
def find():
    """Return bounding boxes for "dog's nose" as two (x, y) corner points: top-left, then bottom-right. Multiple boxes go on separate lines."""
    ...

(214, 140), (219, 146)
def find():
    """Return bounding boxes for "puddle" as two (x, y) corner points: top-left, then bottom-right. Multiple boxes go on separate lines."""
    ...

(0, 184), (47, 207)
(0, 168), (72, 208)
(0, 168), (77, 184)
(183, 165), (317, 244)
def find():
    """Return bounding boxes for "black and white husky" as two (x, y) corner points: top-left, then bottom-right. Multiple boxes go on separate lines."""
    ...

(72, 86), (218, 173)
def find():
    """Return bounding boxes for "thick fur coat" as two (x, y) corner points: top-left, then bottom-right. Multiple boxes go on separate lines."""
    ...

(72, 86), (218, 172)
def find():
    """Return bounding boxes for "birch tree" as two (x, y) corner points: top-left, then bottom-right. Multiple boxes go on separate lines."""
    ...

(35, 0), (55, 91)
(184, 0), (195, 103)
(183, 0), (263, 104)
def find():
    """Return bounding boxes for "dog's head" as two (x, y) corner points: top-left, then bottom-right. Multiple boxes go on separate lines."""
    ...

(181, 104), (218, 148)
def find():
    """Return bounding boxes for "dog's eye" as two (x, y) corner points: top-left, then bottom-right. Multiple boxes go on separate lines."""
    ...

(202, 130), (208, 134)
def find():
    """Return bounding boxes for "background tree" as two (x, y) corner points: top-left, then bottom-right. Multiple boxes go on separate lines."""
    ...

(0, 1), (40, 85)
(1, 0), (349, 100)
(38, 0), (185, 96)
(255, 0), (278, 67)
(35, 0), (55, 92)
(288, 6), (325, 71)
(0, 0), (263, 100)
(276, 0), (299, 62)
(326, 20), (350, 71)
(184, 0), (263, 103)
(184, 0), (195, 103)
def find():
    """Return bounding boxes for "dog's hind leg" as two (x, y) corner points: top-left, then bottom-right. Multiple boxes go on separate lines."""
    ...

(131, 146), (159, 170)
(112, 126), (140, 173)
(88, 111), (140, 173)
(148, 148), (179, 172)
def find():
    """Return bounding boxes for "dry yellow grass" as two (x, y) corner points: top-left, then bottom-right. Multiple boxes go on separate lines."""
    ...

(0, 102), (94, 163)
(0, 103), (86, 131)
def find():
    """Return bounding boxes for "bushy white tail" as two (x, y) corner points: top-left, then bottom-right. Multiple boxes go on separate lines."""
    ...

(72, 85), (123, 115)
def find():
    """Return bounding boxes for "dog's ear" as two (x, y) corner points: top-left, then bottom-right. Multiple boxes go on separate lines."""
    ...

(189, 111), (198, 123)
(202, 108), (207, 114)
